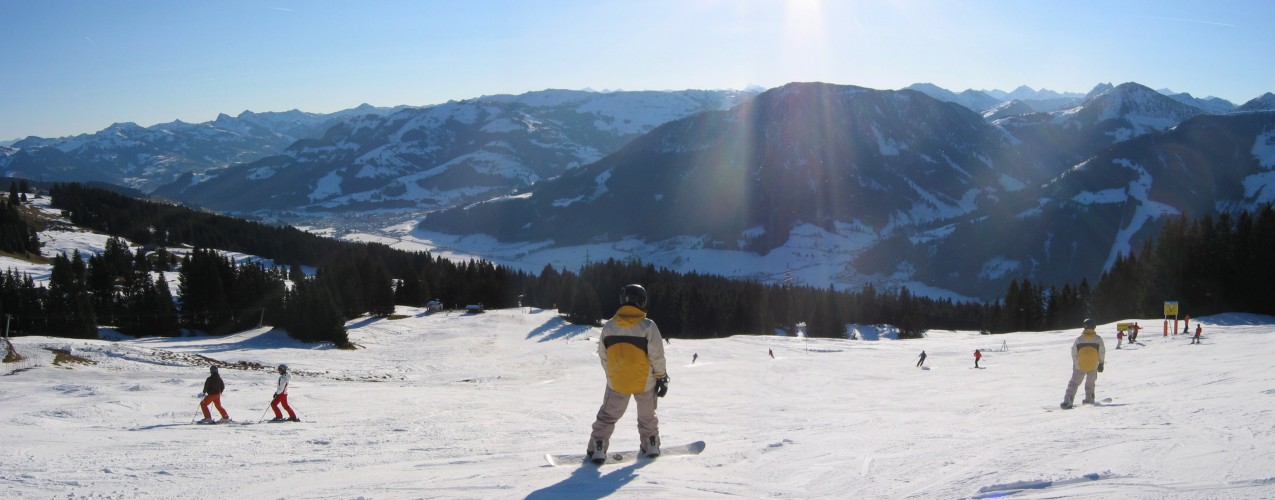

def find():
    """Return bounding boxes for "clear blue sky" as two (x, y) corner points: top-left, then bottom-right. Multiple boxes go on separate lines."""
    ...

(2, 0), (1271, 140)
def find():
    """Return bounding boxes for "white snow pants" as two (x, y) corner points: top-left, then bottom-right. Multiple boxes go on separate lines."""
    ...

(590, 386), (658, 449)
(1063, 368), (1098, 405)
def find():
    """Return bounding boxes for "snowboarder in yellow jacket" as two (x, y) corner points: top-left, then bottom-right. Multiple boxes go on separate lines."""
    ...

(587, 284), (668, 463)
(1061, 319), (1106, 409)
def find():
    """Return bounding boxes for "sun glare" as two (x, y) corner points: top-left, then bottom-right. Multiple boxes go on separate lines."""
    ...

(781, 0), (830, 82)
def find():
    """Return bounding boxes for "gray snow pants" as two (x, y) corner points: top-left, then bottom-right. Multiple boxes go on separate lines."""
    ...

(590, 386), (658, 449)
(1063, 368), (1098, 405)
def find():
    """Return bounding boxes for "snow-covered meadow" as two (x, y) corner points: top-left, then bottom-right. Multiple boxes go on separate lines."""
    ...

(3, 307), (1275, 499)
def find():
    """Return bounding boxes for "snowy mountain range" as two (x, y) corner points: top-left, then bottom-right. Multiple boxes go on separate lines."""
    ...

(423, 83), (1020, 251)
(416, 82), (1275, 300)
(0, 105), (402, 192)
(3, 82), (1273, 301)
(148, 89), (757, 216)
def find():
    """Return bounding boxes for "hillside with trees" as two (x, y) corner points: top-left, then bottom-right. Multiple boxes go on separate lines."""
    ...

(985, 204), (1275, 333)
(2, 183), (1270, 343)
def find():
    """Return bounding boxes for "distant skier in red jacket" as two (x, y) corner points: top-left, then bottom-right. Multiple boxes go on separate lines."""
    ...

(974, 349), (982, 368)
(1191, 324), (1203, 344)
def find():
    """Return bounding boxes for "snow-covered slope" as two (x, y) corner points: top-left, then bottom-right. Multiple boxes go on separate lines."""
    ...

(3, 307), (1274, 498)
(2, 196), (1273, 497)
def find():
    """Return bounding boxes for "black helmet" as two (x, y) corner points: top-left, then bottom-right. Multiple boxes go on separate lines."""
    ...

(210, 366), (218, 373)
(1083, 318), (1096, 329)
(619, 284), (648, 309)
(278, 364), (288, 373)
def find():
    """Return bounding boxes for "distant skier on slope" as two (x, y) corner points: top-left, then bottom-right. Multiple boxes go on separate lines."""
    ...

(1060, 319), (1106, 409)
(916, 350), (927, 367)
(586, 284), (668, 463)
(1130, 322), (1141, 343)
(1191, 324), (1203, 345)
(974, 349), (982, 368)
(1116, 328), (1124, 349)
(270, 364), (299, 422)
(198, 366), (230, 424)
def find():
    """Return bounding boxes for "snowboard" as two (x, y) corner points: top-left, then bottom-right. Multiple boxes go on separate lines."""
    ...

(1045, 398), (1113, 412)
(545, 440), (706, 467)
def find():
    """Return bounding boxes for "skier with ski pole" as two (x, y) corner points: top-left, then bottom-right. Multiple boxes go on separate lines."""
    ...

(198, 366), (230, 424)
(269, 364), (299, 422)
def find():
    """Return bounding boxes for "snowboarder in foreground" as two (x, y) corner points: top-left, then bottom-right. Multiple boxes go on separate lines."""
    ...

(916, 350), (927, 367)
(270, 364), (299, 422)
(1060, 319), (1106, 409)
(198, 366), (230, 424)
(587, 284), (668, 464)
(974, 349), (982, 368)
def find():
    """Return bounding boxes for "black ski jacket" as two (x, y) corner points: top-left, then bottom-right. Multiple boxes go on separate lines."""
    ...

(203, 373), (225, 395)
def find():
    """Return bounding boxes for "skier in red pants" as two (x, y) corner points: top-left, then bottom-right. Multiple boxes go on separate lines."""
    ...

(198, 366), (230, 424)
(974, 349), (982, 368)
(270, 364), (299, 422)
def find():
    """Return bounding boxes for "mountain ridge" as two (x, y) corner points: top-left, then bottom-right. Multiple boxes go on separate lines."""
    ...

(5, 80), (1274, 301)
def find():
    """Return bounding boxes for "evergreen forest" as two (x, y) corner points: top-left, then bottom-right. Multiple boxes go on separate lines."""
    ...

(0, 183), (1272, 343)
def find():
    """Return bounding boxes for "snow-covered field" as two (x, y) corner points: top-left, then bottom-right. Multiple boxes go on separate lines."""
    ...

(3, 308), (1274, 499)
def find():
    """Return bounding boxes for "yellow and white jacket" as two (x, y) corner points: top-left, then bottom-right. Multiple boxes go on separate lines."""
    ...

(597, 305), (667, 395)
(1071, 328), (1106, 372)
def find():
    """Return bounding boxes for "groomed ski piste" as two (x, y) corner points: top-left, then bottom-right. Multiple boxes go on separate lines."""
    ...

(4, 307), (1275, 499)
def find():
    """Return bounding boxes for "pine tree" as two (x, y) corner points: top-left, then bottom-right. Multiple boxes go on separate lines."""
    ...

(281, 276), (348, 345)
(45, 253), (97, 338)
(566, 281), (602, 325)
(177, 249), (232, 332)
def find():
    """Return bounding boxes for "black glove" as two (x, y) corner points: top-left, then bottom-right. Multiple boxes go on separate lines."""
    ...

(654, 375), (669, 398)
(1098, 362), (1105, 373)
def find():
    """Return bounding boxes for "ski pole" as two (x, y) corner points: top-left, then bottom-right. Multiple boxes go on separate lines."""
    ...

(258, 405), (270, 423)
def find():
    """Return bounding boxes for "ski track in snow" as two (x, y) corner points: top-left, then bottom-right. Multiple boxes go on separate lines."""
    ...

(1099, 158), (1180, 271)
(3, 309), (1275, 498)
